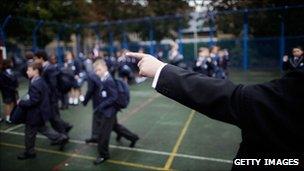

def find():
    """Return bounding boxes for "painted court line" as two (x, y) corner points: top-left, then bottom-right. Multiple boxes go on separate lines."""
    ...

(52, 145), (89, 171)
(119, 93), (160, 123)
(164, 110), (196, 170)
(0, 142), (166, 171)
(0, 128), (233, 164)
(2, 124), (23, 133)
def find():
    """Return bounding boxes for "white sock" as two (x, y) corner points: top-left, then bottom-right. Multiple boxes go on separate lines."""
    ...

(69, 97), (74, 104)
(73, 98), (79, 105)
(79, 95), (84, 102)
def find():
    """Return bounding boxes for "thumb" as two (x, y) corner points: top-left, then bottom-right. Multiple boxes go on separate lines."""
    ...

(125, 52), (148, 60)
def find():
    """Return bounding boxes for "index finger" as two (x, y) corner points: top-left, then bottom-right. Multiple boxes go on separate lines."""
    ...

(125, 52), (148, 60)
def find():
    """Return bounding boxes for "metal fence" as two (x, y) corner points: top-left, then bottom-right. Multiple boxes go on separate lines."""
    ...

(1, 5), (304, 71)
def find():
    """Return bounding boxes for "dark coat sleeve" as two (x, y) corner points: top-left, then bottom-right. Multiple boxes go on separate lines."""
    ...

(83, 75), (95, 106)
(74, 59), (83, 75)
(155, 64), (244, 126)
(19, 84), (41, 108)
(45, 66), (59, 92)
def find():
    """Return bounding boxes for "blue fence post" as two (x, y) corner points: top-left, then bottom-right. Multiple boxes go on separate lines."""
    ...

(75, 24), (82, 58)
(56, 26), (64, 66)
(148, 19), (154, 55)
(0, 15), (12, 46)
(242, 10), (249, 71)
(92, 23), (101, 55)
(178, 27), (184, 56)
(93, 24), (101, 41)
(279, 11), (285, 71)
(32, 20), (44, 52)
(178, 17), (184, 56)
(122, 22), (128, 49)
(208, 11), (215, 47)
(122, 30), (128, 49)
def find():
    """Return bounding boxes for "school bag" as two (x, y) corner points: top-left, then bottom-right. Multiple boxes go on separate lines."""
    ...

(10, 105), (26, 124)
(57, 68), (75, 93)
(114, 78), (130, 109)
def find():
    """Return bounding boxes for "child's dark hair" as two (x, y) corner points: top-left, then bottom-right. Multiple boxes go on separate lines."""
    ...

(293, 46), (303, 51)
(2, 58), (13, 69)
(28, 62), (43, 75)
(25, 51), (34, 60)
(34, 50), (48, 61)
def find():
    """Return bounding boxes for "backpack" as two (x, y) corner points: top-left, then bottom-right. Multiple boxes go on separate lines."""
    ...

(57, 68), (75, 93)
(114, 78), (130, 109)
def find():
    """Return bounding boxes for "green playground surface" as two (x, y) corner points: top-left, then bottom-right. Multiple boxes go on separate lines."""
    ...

(0, 69), (281, 171)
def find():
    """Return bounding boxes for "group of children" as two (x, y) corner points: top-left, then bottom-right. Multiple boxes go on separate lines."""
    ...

(1, 45), (303, 165)
(0, 49), (139, 165)
(163, 43), (230, 79)
(193, 45), (229, 79)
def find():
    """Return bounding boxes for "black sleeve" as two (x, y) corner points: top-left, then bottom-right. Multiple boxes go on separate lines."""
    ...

(47, 66), (59, 92)
(19, 84), (41, 108)
(83, 75), (95, 106)
(74, 59), (83, 75)
(155, 64), (244, 126)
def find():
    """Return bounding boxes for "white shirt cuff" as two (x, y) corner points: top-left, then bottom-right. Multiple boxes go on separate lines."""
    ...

(152, 63), (167, 89)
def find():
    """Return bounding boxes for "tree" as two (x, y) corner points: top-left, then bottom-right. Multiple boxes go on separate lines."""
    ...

(208, 0), (304, 37)
(1, 0), (192, 47)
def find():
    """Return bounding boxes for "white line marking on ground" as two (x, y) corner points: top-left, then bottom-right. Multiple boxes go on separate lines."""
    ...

(2, 124), (23, 133)
(0, 130), (233, 164)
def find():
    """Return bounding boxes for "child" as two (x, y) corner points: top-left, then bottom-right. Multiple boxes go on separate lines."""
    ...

(210, 45), (222, 78)
(17, 62), (68, 160)
(282, 46), (304, 72)
(83, 59), (138, 165)
(34, 50), (73, 137)
(193, 47), (213, 77)
(64, 51), (83, 105)
(0, 58), (18, 123)
(168, 42), (183, 66)
(218, 49), (229, 78)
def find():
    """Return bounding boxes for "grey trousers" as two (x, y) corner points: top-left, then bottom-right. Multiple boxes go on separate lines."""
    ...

(24, 124), (66, 154)
(91, 113), (138, 142)
(91, 112), (100, 140)
(97, 115), (116, 158)
(49, 102), (72, 135)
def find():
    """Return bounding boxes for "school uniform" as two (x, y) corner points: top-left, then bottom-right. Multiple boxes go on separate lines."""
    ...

(282, 56), (304, 72)
(153, 64), (304, 170)
(42, 62), (72, 135)
(83, 58), (93, 74)
(210, 53), (223, 78)
(168, 50), (183, 66)
(113, 116), (139, 146)
(84, 72), (139, 162)
(18, 76), (68, 157)
(0, 68), (19, 104)
(117, 56), (132, 80)
(105, 56), (117, 76)
(64, 59), (83, 88)
(83, 72), (119, 159)
(219, 54), (229, 77)
(193, 56), (214, 77)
